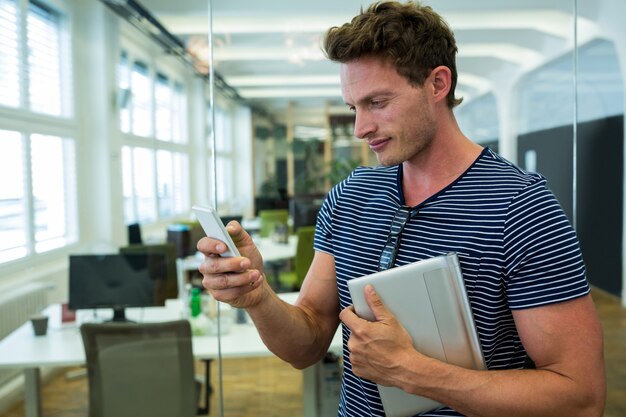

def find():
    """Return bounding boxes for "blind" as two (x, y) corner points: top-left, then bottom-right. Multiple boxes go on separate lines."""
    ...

(0, 130), (27, 262)
(28, 1), (63, 115)
(172, 82), (186, 144)
(155, 72), (172, 141)
(0, 0), (69, 115)
(131, 60), (152, 137)
(0, 0), (20, 108)
(118, 51), (131, 132)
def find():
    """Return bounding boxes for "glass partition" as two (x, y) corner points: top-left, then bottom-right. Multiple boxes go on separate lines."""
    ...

(204, 1), (590, 416)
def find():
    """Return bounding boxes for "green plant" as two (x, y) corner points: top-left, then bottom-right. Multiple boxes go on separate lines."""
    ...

(326, 158), (360, 185)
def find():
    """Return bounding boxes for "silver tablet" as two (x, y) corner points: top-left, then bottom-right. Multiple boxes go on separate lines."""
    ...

(347, 253), (485, 417)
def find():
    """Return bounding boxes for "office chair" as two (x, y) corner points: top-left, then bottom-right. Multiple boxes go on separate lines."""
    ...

(80, 320), (203, 417)
(259, 209), (289, 238)
(277, 226), (316, 291)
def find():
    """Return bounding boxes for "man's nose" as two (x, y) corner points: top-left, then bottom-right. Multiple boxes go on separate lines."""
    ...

(353, 111), (376, 139)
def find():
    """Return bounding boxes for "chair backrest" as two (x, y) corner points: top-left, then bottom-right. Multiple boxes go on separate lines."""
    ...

(80, 320), (197, 417)
(119, 243), (178, 304)
(259, 209), (289, 238)
(294, 226), (316, 285)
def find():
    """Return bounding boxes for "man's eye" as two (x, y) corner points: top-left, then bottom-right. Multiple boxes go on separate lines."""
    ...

(348, 106), (356, 113)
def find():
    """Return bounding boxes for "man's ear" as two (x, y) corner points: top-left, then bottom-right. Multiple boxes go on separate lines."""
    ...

(430, 66), (452, 104)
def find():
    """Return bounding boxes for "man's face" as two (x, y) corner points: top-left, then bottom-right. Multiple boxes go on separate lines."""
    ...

(340, 56), (437, 166)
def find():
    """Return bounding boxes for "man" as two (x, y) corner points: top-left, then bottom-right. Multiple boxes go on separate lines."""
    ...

(197, 2), (606, 416)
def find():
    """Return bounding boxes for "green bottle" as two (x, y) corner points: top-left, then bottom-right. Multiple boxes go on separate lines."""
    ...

(190, 288), (202, 318)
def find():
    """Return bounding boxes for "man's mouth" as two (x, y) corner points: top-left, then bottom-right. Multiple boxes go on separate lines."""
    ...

(368, 138), (391, 152)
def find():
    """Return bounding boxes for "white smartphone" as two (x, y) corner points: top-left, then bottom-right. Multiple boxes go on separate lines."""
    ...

(192, 205), (241, 257)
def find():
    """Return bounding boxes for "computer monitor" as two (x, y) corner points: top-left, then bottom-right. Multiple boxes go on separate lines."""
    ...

(127, 223), (143, 245)
(220, 215), (243, 226)
(290, 194), (324, 232)
(119, 243), (178, 304)
(69, 253), (167, 322)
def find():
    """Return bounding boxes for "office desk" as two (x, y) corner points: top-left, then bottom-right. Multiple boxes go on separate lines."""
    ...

(177, 235), (298, 290)
(0, 293), (341, 417)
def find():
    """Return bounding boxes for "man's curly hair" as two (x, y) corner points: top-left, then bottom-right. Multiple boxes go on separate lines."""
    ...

(323, 1), (462, 108)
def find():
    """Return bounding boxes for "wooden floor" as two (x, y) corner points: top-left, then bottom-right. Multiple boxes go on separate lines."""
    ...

(2, 287), (625, 417)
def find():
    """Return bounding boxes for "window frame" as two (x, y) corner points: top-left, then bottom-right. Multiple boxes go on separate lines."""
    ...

(117, 28), (192, 225)
(0, 0), (77, 266)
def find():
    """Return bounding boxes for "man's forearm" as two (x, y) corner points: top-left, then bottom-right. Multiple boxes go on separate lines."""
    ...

(246, 283), (333, 369)
(400, 355), (605, 417)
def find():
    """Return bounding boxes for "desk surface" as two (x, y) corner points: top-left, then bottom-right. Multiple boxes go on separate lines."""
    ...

(0, 293), (342, 370)
(178, 235), (298, 275)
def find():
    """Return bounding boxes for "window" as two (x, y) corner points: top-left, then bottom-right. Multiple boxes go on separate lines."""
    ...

(30, 133), (77, 252)
(0, 0), (71, 116)
(117, 42), (190, 224)
(0, 0), (20, 108)
(0, 0), (76, 265)
(0, 130), (27, 262)
(0, 130), (77, 263)
(122, 146), (157, 223)
(157, 150), (189, 218)
(131, 61), (152, 137)
(214, 105), (234, 207)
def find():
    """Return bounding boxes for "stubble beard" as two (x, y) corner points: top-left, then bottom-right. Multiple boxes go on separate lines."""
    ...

(376, 130), (435, 167)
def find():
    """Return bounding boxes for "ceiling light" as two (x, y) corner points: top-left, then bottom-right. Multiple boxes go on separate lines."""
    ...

(238, 87), (342, 98)
(225, 75), (340, 87)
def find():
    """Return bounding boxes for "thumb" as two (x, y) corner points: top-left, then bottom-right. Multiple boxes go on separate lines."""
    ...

(365, 284), (391, 322)
(226, 221), (253, 247)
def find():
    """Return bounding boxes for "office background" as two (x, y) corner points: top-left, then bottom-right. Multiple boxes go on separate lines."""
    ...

(0, 0), (625, 415)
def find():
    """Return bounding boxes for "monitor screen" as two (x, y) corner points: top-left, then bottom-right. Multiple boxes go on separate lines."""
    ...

(127, 223), (143, 245)
(69, 253), (167, 321)
(290, 194), (324, 231)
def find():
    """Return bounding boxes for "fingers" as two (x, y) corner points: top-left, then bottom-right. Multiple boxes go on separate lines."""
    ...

(197, 235), (236, 257)
(201, 267), (261, 291)
(339, 304), (357, 328)
(364, 285), (391, 322)
(198, 251), (250, 274)
(197, 243), (266, 304)
(341, 285), (389, 328)
(224, 221), (249, 246)
(200, 265), (265, 304)
(198, 254), (256, 290)
(195, 220), (248, 255)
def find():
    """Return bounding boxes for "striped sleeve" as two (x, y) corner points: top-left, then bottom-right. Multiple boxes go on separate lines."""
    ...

(503, 178), (589, 309)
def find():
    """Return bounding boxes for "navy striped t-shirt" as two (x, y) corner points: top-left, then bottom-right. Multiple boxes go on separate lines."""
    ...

(313, 148), (589, 417)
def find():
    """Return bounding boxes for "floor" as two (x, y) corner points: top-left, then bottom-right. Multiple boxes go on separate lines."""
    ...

(1, 356), (303, 417)
(1, 287), (625, 417)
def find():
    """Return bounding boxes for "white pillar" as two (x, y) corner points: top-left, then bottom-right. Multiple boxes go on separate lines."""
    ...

(73, 0), (121, 248)
(491, 76), (520, 164)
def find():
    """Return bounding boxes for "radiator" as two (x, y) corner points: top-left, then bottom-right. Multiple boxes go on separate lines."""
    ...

(0, 281), (51, 387)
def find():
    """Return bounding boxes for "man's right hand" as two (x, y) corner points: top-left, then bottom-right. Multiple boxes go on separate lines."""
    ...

(196, 221), (267, 308)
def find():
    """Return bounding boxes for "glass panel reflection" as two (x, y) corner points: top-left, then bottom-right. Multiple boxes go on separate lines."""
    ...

(206, 1), (580, 417)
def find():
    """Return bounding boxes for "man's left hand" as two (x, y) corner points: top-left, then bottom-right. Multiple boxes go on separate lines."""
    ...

(340, 284), (421, 386)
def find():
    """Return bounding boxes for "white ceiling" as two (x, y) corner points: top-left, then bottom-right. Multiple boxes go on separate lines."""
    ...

(137, 0), (601, 127)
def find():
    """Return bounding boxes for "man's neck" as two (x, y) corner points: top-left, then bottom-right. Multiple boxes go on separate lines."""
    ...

(401, 137), (483, 207)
